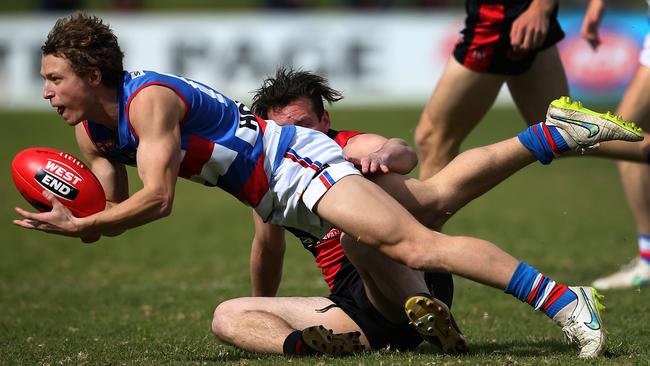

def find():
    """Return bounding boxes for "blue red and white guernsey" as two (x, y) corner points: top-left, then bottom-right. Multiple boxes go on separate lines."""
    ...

(285, 128), (363, 292)
(82, 70), (296, 214)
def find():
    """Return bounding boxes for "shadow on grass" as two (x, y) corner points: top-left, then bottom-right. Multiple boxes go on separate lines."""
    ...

(417, 339), (628, 359)
(185, 340), (634, 363)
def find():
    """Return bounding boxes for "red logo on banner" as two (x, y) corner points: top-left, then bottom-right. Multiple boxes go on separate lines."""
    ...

(560, 32), (639, 89)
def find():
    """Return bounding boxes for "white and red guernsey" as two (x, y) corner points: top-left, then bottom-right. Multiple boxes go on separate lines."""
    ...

(82, 70), (296, 218)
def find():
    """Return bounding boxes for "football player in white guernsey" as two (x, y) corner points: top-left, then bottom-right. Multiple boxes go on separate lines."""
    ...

(13, 12), (645, 358)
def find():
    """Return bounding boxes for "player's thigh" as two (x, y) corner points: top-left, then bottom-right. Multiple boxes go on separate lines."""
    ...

(216, 296), (363, 334)
(420, 57), (505, 141)
(315, 175), (423, 249)
(618, 64), (650, 127)
(506, 46), (569, 125)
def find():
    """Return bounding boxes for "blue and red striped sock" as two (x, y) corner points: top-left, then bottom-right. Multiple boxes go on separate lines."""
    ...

(639, 234), (650, 264)
(518, 122), (570, 164)
(505, 261), (577, 318)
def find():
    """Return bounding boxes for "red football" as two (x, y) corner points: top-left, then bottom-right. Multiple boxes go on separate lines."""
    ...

(11, 147), (106, 217)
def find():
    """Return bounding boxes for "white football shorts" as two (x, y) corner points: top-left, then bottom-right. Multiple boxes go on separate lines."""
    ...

(259, 123), (361, 238)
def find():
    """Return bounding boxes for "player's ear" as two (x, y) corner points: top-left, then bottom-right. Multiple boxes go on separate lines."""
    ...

(322, 110), (331, 130)
(87, 67), (102, 87)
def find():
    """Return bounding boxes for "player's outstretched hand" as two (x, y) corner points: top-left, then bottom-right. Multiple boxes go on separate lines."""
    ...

(510, 2), (550, 51)
(13, 190), (88, 239)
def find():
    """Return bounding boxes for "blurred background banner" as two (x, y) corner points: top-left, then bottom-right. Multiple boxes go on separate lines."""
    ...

(0, 10), (647, 110)
(559, 11), (649, 103)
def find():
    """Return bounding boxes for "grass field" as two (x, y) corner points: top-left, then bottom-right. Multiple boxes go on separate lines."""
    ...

(1, 106), (649, 365)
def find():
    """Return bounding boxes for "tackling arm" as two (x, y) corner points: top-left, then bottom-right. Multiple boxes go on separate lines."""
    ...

(343, 133), (417, 175)
(250, 211), (286, 297)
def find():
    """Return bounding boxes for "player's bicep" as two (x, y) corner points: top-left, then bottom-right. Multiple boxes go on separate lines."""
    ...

(129, 86), (185, 204)
(75, 124), (128, 203)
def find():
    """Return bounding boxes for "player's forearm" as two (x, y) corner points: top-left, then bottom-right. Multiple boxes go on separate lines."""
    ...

(77, 186), (174, 237)
(250, 256), (283, 296)
(379, 138), (418, 174)
(585, 0), (605, 22)
(249, 235), (285, 296)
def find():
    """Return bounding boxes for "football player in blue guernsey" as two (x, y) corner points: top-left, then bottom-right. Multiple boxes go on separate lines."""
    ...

(12, 12), (644, 358)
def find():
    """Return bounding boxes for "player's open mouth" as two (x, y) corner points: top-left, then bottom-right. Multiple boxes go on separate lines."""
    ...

(57, 106), (65, 116)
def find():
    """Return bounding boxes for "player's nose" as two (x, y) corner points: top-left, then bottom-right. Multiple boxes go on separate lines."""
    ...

(42, 83), (54, 100)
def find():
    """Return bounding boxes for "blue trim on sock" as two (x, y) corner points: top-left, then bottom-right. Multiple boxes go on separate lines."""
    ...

(504, 261), (538, 301)
(505, 261), (577, 319)
(547, 126), (569, 153)
(518, 123), (554, 165)
(639, 234), (650, 263)
(545, 289), (577, 318)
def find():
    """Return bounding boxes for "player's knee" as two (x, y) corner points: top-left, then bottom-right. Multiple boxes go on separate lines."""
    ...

(211, 300), (239, 341)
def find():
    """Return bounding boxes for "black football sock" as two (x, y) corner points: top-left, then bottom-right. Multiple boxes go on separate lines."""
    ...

(282, 330), (317, 356)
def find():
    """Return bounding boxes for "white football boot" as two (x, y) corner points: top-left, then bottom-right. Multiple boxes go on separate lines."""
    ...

(546, 96), (643, 152)
(593, 257), (650, 290)
(552, 286), (606, 358)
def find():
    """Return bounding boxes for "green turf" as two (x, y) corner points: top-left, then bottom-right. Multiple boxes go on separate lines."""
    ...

(1, 107), (649, 365)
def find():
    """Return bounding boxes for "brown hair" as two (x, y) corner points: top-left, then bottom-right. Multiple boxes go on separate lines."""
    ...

(251, 67), (343, 119)
(42, 12), (124, 88)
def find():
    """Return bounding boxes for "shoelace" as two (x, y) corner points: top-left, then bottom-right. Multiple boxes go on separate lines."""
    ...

(562, 317), (599, 351)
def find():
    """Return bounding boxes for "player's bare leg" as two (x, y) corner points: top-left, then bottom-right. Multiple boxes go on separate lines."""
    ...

(506, 46), (569, 125)
(316, 174), (607, 357)
(315, 175), (518, 287)
(371, 137), (536, 229)
(212, 296), (368, 353)
(593, 64), (650, 289)
(415, 57), (504, 179)
(338, 233), (429, 323)
(340, 233), (468, 354)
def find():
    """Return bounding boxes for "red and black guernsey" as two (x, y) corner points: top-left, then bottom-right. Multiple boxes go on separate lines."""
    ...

(284, 128), (363, 292)
(453, 0), (564, 75)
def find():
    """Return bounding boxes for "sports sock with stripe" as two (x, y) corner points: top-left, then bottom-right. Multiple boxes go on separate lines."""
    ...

(283, 330), (317, 356)
(505, 261), (577, 318)
(518, 122), (570, 164)
(639, 234), (650, 264)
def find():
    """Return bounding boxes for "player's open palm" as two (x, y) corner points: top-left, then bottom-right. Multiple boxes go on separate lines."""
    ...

(13, 190), (85, 238)
(511, 5), (549, 51)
